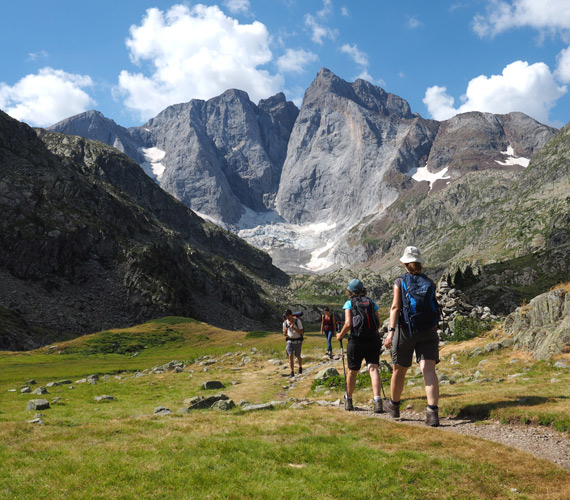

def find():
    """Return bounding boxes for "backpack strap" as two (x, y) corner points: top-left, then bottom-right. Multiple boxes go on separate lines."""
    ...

(399, 274), (414, 337)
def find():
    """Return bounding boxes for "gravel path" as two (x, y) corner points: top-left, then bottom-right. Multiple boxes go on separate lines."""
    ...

(353, 405), (570, 470)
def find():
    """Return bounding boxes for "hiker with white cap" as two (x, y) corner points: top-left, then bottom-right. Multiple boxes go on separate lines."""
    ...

(384, 246), (441, 426)
(336, 278), (384, 413)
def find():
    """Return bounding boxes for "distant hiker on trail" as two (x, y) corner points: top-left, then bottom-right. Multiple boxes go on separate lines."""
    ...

(384, 246), (441, 427)
(336, 279), (384, 413)
(283, 309), (304, 378)
(320, 307), (336, 358)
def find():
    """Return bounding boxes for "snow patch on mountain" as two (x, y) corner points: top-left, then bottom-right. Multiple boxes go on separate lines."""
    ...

(495, 146), (530, 168)
(409, 165), (451, 189)
(140, 147), (166, 180)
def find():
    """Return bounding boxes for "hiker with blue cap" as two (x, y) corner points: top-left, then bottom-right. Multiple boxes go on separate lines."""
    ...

(336, 278), (384, 413)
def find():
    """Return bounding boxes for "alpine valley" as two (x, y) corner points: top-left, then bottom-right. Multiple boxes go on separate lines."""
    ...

(2, 68), (570, 348)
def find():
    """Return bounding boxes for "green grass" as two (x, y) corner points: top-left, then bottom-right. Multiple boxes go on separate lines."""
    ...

(1, 319), (569, 499)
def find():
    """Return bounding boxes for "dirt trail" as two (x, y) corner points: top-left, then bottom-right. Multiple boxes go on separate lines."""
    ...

(347, 404), (570, 470)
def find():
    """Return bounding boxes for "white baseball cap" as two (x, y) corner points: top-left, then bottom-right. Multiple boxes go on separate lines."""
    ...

(400, 246), (424, 264)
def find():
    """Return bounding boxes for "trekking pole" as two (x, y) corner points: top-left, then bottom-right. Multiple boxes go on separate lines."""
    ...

(379, 364), (387, 400)
(340, 338), (348, 399)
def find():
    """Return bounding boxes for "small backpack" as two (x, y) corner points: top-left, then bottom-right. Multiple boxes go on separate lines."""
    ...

(350, 296), (379, 338)
(399, 274), (440, 335)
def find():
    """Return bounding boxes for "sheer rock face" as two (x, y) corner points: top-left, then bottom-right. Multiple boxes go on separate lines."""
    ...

(51, 91), (298, 225)
(274, 68), (434, 225)
(0, 111), (287, 350)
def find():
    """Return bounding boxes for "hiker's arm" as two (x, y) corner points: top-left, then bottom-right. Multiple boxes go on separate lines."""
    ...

(385, 284), (401, 349)
(320, 316), (324, 335)
(336, 309), (352, 340)
(283, 322), (288, 337)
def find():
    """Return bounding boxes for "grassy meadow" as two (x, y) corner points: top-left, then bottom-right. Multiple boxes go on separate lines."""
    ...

(1, 317), (569, 499)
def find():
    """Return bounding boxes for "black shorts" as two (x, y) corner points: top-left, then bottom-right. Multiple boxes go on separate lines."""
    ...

(391, 325), (439, 368)
(347, 335), (381, 371)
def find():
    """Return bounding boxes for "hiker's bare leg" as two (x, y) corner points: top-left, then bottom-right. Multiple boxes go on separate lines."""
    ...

(390, 364), (408, 402)
(288, 354), (294, 373)
(296, 356), (302, 369)
(420, 359), (439, 406)
(368, 364), (381, 398)
(346, 369), (358, 398)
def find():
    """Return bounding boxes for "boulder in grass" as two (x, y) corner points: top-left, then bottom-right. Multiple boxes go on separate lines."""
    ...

(202, 380), (225, 390)
(32, 387), (48, 395)
(184, 393), (229, 410)
(26, 399), (50, 411)
(314, 367), (340, 381)
(211, 400), (235, 411)
(154, 406), (172, 415)
(241, 403), (274, 412)
(94, 395), (116, 402)
(25, 379), (37, 385)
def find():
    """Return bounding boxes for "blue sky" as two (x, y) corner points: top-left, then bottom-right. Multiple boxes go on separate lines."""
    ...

(2, 0), (570, 128)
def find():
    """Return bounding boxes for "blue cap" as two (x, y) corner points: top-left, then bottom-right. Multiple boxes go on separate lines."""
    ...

(348, 278), (364, 292)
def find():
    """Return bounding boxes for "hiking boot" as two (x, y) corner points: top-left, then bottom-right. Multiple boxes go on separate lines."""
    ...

(373, 399), (384, 414)
(298, 367), (303, 375)
(344, 396), (354, 411)
(384, 400), (400, 418)
(289, 372), (295, 378)
(426, 407), (439, 427)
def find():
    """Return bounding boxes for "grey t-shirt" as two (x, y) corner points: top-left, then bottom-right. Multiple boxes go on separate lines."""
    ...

(283, 318), (303, 340)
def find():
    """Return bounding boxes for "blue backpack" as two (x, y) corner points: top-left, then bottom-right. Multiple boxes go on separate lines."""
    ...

(399, 274), (440, 335)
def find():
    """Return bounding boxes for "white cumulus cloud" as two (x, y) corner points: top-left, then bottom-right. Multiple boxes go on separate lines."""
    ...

(304, 14), (337, 44)
(472, 0), (570, 38)
(423, 60), (567, 124)
(277, 49), (318, 73)
(0, 67), (95, 127)
(556, 45), (570, 82)
(340, 44), (369, 67)
(223, 0), (250, 15)
(117, 4), (283, 120)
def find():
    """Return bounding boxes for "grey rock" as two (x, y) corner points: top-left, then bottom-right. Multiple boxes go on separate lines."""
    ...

(20, 386), (31, 394)
(184, 393), (229, 410)
(32, 386), (48, 395)
(211, 400), (235, 411)
(202, 381), (225, 390)
(484, 342), (503, 352)
(241, 403), (274, 412)
(26, 399), (50, 411)
(25, 379), (37, 385)
(153, 406), (172, 415)
(506, 289), (570, 360)
(94, 395), (116, 402)
(313, 367), (340, 380)
(553, 361), (569, 369)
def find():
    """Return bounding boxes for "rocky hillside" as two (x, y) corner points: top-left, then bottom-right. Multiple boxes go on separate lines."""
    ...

(0, 111), (288, 350)
(354, 121), (570, 312)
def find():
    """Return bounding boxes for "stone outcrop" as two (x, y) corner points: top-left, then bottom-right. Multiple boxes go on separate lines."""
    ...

(504, 287), (570, 360)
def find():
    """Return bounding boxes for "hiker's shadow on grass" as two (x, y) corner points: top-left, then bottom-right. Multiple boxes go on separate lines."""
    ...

(454, 396), (561, 421)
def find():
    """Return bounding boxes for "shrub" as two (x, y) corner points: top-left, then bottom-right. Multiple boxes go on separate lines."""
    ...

(448, 316), (491, 341)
